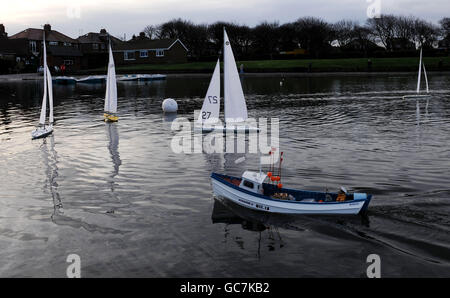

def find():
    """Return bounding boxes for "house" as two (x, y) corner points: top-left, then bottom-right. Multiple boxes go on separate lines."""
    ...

(113, 35), (188, 65)
(9, 24), (82, 72)
(77, 29), (123, 69)
(0, 24), (32, 73)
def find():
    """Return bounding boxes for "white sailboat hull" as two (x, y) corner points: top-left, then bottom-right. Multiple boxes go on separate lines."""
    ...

(31, 125), (53, 139)
(195, 124), (259, 133)
(211, 177), (366, 215)
(403, 94), (431, 100)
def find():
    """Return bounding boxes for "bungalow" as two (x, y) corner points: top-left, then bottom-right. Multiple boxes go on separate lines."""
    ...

(113, 35), (188, 65)
(9, 24), (82, 72)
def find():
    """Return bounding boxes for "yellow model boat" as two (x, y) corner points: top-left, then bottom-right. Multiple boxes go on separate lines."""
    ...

(104, 113), (119, 122)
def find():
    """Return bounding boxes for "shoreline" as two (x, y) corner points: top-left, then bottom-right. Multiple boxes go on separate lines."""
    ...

(1, 71), (450, 81)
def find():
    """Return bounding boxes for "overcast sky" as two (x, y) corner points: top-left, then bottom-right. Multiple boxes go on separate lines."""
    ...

(0, 0), (448, 39)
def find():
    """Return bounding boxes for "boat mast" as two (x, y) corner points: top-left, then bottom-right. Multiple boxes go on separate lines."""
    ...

(223, 26), (226, 126)
(416, 48), (422, 94)
(39, 30), (48, 127)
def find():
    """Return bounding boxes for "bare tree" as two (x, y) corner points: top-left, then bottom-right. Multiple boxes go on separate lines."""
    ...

(142, 25), (159, 40)
(278, 22), (298, 51)
(334, 20), (357, 47)
(294, 17), (334, 57)
(393, 16), (416, 49)
(414, 19), (440, 49)
(252, 21), (280, 59)
(439, 17), (450, 40)
(366, 14), (397, 50)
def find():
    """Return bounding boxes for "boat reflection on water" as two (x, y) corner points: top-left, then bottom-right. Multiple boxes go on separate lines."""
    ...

(416, 99), (430, 126)
(162, 112), (177, 123)
(211, 198), (288, 256)
(106, 122), (121, 196)
(212, 195), (371, 252)
(39, 135), (63, 222)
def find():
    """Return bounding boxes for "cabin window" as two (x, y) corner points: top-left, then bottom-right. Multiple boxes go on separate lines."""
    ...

(92, 43), (99, 50)
(243, 180), (254, 189)
(140, 50), (148, 58)
(124, 51), (135, 60)
(49, 41), (58, 46)
(156, 49), (164, 57)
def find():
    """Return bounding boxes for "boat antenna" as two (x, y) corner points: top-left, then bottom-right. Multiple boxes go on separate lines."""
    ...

(259, 146), (262, 176)
(278, 152), (284, 186)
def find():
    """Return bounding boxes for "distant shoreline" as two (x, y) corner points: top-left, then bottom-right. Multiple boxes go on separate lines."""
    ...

(2, 70), (450, 82)
(1, 57), (449, 80)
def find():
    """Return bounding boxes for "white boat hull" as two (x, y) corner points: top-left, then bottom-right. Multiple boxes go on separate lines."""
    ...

(195, 125), (260, 133)
(403, 94), (431, 100)
(31, 125), (53, 139)
(211, 177), (366, 215)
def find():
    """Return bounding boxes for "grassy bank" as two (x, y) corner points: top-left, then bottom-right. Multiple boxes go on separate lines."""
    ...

(81, 56), (450, 74)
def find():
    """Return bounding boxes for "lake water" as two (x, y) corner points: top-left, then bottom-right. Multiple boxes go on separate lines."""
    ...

(0, 73), (449, 277)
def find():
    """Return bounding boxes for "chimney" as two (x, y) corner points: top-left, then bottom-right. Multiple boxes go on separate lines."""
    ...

(44, 24), (51, 32)
(100, 28), (107, 35)
(139, 32), (145, 38)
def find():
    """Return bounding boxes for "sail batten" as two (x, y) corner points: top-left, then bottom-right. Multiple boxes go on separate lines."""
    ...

(223, 28), (248, 123)
(198, 59), (221, 124)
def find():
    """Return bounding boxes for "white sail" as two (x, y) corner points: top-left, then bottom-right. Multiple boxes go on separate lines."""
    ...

(39, 34), (48, 125)
(223, 28), (248, 123)
(198, 59), (221, 124)
(104, 43), (117, 114)
(416, 48), (422, 94)
(47, 66), (54, 124)
(422, 62), (429, 93)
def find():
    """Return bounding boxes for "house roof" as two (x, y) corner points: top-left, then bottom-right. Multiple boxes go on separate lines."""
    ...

(9, 28), (78, 43)
(77, 32), (123, 45)
(113, 38), (188, 51)
(47, 45), (83, 57)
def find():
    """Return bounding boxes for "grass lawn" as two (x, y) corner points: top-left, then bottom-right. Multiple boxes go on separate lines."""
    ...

(84, 56), (450, 74)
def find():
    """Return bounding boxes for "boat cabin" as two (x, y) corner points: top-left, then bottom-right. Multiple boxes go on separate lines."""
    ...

(239, 171), (267, 194)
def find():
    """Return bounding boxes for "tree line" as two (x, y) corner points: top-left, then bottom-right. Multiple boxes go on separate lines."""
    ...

(137, 15), (450, 61)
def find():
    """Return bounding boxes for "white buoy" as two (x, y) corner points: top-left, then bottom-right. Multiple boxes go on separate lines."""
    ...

(162, 98), (178, 113)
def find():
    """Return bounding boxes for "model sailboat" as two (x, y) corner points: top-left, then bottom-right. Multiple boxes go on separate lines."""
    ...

(403, 48), (430, 100)
(31, 32), (54, 139)
(197, 28), (258, 132)
(104, 42), (118, 122)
